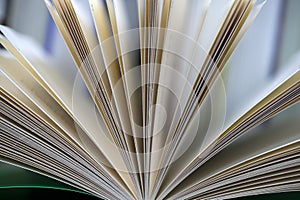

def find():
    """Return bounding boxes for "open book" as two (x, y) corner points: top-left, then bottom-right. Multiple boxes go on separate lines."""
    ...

(0, 0), (299, 199)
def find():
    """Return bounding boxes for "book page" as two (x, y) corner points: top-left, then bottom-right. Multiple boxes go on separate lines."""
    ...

(151, 0), (211, 154)
(149, 0), (239, 197)
(47, 1), (140, 196)
(0, 26), (76, 114)
(1, 0), (299, 199)
(0, 32), (137, 197)
(1, 69), (132, 198)
(109, 0), (143, 152)
(105, 1), (143, 195)
(166, 102), (300, 199)
(149, 2), (212, 190)
(0, 52), (135, 194)
(153, 2), (269, 197)
(157, 66), (299, 199)
(0, 52), (81, 146)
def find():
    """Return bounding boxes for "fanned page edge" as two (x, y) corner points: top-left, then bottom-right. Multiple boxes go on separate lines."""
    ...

(0, 0), (299, 199)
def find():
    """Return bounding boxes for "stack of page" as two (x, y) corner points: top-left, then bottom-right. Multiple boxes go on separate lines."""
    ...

(0, 0), (299, 199)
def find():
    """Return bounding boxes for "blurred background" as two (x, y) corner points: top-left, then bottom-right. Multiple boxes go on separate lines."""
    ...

(0, 0), (300, 199)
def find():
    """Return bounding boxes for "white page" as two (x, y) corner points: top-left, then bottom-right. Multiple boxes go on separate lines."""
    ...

(217, 183), (299, 200)
(110, 0), (143, 149)
(0, 52), (81, 145)
(157, 65), (300, 199)
(202, 169), (300, 199)
(71, 0), (98, 50)
(0, 52), (135, 197)
(1, 70), (128, 198)
(89, 0), (121, 88)
(0, 28), (113, 163)
(186, 0), (235, 84)
(0, 118), (118, 199)
(105, 2), (144, 195)
(149, 0), (211, 178)
(45, 0), (82, 67)
(225, 0), (282, 122)
(89, 0), (136, 160)
(70, 0), (114, 102)
(0, 26), (76, 114)
(165, 102), (300, 199)
(47, 1), (138, 196)
(0, 28), (137, 197)
(155, 73), (226, 199)
(149, 0), (234, 196)
(154, 2), (269, 197)
(151, 0), (211, 142)
(89, 0), (137, 150)
(196, 0), (264, 154)
(177, 0), (236, 113)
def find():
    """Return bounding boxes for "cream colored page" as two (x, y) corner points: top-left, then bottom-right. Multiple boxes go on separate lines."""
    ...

(185, 159), (300, 199)
(0, 117), (116, 199)
(106, 0), (144, 180)
(0, 26), (76, 113)
(165, 102), (300, 199)
(48, 1), (138, 195)
(156, 1), (291, 197)
(89, 0), (120, 80)
(45, 0), (81, 66)
(71, 0), (98, 50)
(0, 53), (78, 141)
(89, 0), (133, 141)
(0, 28), (108, 154)
(111, 0), (142, 145)
(148, 0), (232, 194)
(169, 0), (267, 170)
(70, 0), (111, 94)
(151, 0), (211, 151)
(154, 73), (225, 198)
(0, 28), (136, 194)
(163, 67), (299, 196)
(72, 72), (137, 194)
(196, 1), (266, 156)
(0, 52), (129, 185)
(1, 73), (52, 129)
(149, 0), (212, 177)
(0, 70), (125, 198)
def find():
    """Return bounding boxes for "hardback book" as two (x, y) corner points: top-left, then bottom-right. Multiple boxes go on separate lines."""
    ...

(0, 0), (299, 199)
